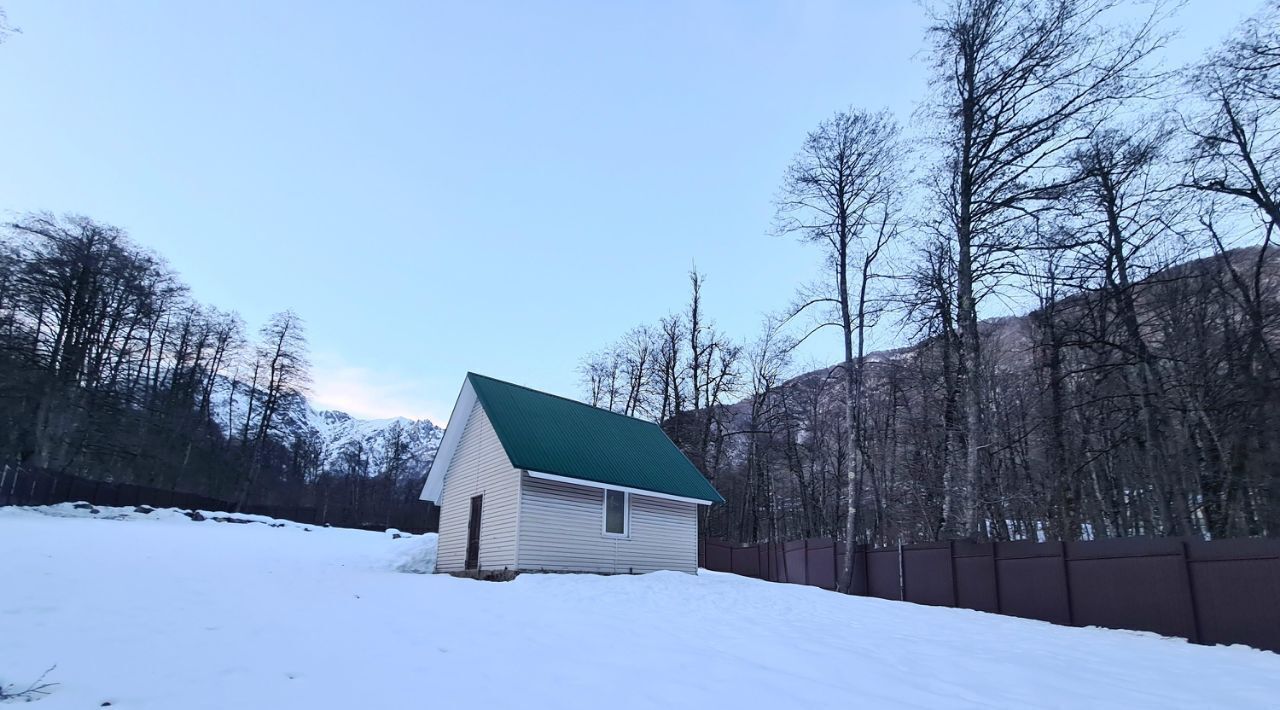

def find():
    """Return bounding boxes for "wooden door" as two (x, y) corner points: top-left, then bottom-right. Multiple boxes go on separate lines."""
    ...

(464, 495), (483, 570)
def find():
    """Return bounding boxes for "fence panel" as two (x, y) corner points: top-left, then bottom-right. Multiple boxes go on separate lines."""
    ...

(731, 545), (762, 578)
(702, 540), (733, 573)
(0, 467), (439, 535)
(1186, 539), (1280, 652)
(782, 540), (807, 584)
(903, 543), (954, 607)
(116, 483), (145, 508)
(146, 488), (174, 509)
(866, 548), (900, 600)
(845, 544), (870, 596)
(66, 476), (99, 505)
(806, 538), (837, 590)
(51, 473), (74, 505)
(952, 542), (998, 612)
(701, 534), (1279, 652)
(168, 492), (196, 511)
(19, 469), (40, 504)
(31, 470), (54, 505)
(768, 543), (786, 583)
(1066, 538), (1197, 640)
(994, 541), (1071, 625)
(755, 543), (775, 581)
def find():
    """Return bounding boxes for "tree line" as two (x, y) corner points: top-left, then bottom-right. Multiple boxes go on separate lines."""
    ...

(0, 213), (430, 525)
(581, 0), (1280, 577)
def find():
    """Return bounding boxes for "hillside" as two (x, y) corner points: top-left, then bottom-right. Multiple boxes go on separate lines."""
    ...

(699, 245), (1280, 544)
(3, 504), (1278, 709)
(768, 247), (1279, 399)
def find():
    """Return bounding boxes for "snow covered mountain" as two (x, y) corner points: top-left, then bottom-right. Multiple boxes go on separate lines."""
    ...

(208, 376), (443, 476)
(299, 407), (443, 473)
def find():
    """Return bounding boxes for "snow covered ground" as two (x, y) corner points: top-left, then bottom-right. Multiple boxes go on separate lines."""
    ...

(3, 504), (1278, 709)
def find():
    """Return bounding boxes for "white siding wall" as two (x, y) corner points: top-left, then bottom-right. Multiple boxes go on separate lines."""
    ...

(518, 474), (699, 574)
(435, 401), (520, 573)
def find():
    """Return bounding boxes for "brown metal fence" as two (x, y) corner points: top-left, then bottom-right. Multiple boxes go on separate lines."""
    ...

(699, 535), (1280, 653)
(0, 465), (439, 534)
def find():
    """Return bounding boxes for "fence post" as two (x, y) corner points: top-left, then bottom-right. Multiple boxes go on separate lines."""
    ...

(802, 537), (810, 587)
(828, 538), (835, 591)
(898, 539), (906, 601)
(992, 542), (1002, 614)
(1181, 539), (1203, 644)
(859, 542), (870, 596)
(949, 540), (959, 607)
(1060, 540), (1075, 626)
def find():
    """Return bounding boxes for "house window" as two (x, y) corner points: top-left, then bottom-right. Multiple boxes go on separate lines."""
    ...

(604, 489), (629, 537)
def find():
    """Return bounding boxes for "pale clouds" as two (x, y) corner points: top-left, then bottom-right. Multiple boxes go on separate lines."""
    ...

(309, 354), (445, 424)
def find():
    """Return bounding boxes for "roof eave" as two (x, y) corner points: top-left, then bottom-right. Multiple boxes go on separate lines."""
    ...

(418, 377), (479, 504)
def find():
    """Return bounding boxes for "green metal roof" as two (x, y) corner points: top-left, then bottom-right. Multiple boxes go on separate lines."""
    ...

(466, 373), (723, 503)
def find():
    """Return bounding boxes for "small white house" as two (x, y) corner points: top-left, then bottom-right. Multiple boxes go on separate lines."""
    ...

(420, 373), (723, 574)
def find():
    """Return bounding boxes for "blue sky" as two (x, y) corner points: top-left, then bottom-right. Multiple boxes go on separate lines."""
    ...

(0, 1), (1255, 423)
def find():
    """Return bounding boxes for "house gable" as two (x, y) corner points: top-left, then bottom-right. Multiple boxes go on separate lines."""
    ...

(419, 376), (480, 504)
(433, 398), (520, 572)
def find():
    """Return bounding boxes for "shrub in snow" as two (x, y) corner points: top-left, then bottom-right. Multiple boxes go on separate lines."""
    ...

(0, 664), (58, 702)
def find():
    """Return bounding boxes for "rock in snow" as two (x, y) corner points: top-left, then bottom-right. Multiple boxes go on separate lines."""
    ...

(1, 505), (1278, 709)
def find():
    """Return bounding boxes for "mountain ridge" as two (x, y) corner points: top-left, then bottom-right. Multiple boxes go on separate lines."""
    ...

(208, 376), (443, 477)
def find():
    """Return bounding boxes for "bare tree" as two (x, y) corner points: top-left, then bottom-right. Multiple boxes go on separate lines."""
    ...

(925, 0), (1165, 538)
(775, 108), (902, 591)
(234, 310), (310, 510)
(740, 317), (795, 543)
(1183, 0), (1280, 536)
(0, 7), (18, 44)
(1184, 0), (1279, 229)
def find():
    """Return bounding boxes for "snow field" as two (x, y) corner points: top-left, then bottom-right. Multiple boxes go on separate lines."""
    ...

(2, 504), (1278, 709)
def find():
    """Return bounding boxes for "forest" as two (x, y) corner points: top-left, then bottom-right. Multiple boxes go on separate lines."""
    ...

(0, 213), (430, 525)
(579, 0), (1280, 565)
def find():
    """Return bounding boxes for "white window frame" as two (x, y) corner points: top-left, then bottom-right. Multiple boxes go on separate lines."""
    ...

(602, 488), (630, 538)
